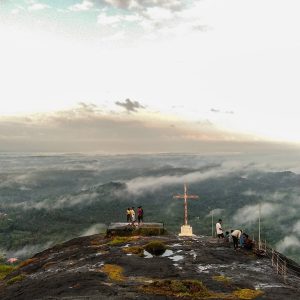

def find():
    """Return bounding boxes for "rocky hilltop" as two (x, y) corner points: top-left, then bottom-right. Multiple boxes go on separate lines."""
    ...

(0, 233), (299, 300)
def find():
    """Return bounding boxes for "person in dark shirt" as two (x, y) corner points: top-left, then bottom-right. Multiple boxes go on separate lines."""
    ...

(137, 206), (144, 225)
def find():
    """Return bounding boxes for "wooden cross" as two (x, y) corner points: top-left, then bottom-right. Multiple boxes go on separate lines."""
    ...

(174, 184), (199, 226)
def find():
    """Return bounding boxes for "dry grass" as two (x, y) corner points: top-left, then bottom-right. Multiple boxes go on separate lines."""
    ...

(232, 289), (263, 299)
(142, 279), (212, 298)
(102, 264), (125, 282)
(18, 258), (37, 268)
(122, 246), (144, 256)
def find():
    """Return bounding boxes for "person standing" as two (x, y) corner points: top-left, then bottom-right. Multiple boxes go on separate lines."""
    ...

(130, 207), (136, 225)
(137, 206), (144, 225)
(231, 229), (242, 250)
(126, 208), (131, 223)
(216, 219), (224, 238)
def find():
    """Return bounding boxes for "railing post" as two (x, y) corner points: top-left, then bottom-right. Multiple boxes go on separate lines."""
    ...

(276, 254), (279, 274)
(284, 261), (287, 284)
(272, 249), (274, 267)
(264, 239), (267, 252)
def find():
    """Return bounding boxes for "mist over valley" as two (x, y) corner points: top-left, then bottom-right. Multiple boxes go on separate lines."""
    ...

(0, 153), (299, 263)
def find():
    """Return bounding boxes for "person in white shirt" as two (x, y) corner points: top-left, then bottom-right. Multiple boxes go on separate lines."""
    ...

(216, 219), (224, 238)
(130, 207), (136, 225)
(231, 229), (243, 250)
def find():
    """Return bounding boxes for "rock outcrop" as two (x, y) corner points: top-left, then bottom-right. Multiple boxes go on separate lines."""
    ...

(0, 234), (299, 300)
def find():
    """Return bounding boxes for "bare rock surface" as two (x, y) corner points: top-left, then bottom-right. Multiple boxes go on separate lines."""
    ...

(0, 234), (299, 300)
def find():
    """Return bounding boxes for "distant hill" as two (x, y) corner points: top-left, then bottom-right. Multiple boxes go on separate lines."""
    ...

(0, 154), (299, 264)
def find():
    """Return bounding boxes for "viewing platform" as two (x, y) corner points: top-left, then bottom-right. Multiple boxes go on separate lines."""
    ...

(106, 222), (166, 237)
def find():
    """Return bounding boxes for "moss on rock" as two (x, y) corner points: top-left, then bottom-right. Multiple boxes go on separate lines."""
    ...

(6, 274), (26, 285)
(212, 275), (232, 284)
(108, 236), (133, 245)
(0, 265), (15, 280)
(144, 241), (166, 256)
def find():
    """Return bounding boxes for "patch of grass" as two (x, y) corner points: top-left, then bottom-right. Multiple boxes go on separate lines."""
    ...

(233, 289), (263, 299)
(108, 236), (133, 246)
(102, 264), (125, 282)
(18, 258), (37, 269)
(0, 264), (15, 280)
(144, 241), (166, 256)
(212, 275), (232, 284)
(123, 246), (144, 256)
(6, 274), (26, 285)
(142, 279), (212, 298)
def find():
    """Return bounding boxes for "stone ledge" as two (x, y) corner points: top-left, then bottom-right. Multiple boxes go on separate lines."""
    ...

(106, 222), (166, 237)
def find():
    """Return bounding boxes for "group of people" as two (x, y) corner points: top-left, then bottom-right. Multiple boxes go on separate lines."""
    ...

(126, 206), (144, 225)
(216, 219), (254, 250)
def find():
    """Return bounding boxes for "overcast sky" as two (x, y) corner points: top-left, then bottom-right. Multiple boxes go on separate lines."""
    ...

(0, 0), (300, 153)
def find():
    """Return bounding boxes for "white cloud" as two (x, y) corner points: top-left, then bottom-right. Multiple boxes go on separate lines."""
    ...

(28, 2), (49, 11)
(277, 235), (300, 252)
(11, 6), (25, 15)
(69, 0), (94, 12)
(7, 242), (52, 259)
(81, 223), (107, 236)
(144, 7), (173, 21)
(233, 203), (279, 225)
(97, 10), (142, 26)
(8, 192), (100, 210)
(292, 221), (300, 234)
(124, 163), (249, 195)
(97, 13), (121, 26)
(206, 208), (225, 218)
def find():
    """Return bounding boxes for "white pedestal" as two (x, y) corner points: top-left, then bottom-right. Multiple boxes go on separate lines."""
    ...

(179, 225), (194, 237)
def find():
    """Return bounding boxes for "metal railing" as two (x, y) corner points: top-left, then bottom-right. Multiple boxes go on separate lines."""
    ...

(258, 239), (300, 286)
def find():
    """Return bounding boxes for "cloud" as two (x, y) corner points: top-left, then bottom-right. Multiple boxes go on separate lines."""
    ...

(242, 190), (258, 197)
(0, 103), (296, 154)
(232, 203), (279, 225)
(124, 162), (252, 195)
(69, 0), (94, 12)
(6, 242), (53, 259)
(27, 1), (49, 11)
(81, 223), (107, 236)
(292, 221), (300, 234)
(211, 108), (234, 115)
(11, 192), (100, 210)
(277, 235), (300, 252)
(103, 0), (184, 12)
(115, 99), (145, 112)
(206, 208), (225, 218)
(94, 0), (197, 35)
(97, 13), (122, 26)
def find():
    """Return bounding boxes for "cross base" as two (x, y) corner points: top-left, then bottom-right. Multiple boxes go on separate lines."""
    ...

(179, 225), (194, 237)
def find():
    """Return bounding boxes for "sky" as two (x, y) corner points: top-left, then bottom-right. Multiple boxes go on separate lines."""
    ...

(0, 0), (300, 153)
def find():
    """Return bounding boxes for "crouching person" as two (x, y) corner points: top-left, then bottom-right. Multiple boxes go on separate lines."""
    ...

(231, 229), (242, 250)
